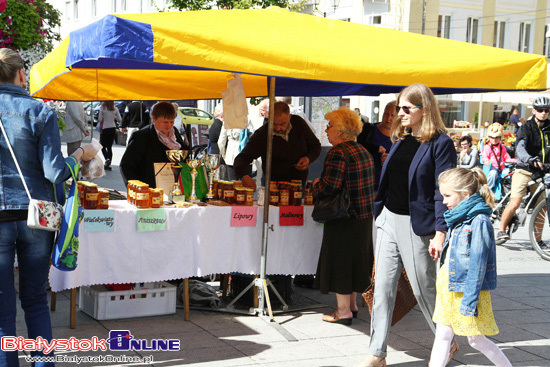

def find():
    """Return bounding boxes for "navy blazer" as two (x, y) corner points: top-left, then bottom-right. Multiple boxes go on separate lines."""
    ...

(374, 133), (457, 236)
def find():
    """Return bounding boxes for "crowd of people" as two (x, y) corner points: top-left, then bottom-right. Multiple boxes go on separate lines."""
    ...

(3, 41), (541, 366)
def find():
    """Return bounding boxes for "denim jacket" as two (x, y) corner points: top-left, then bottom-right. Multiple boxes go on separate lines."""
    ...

(0, 84), (76, 210)
(443, 213), (497, 316)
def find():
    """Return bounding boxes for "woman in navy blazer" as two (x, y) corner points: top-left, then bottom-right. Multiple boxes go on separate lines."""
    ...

(357, 84), (457, 367)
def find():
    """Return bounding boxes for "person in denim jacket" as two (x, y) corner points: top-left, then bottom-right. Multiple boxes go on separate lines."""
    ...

(0, 48), (96, 367)
(428, 167), (511, 367)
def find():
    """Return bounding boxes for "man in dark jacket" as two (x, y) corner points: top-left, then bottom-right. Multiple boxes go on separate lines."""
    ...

(120, 102), (188, 188)
(234, 101), (321, 188)
(122, 101), (150, 145)
(497, 96), (550, 244)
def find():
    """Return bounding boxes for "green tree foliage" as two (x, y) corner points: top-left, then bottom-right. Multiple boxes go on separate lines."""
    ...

(0, 0), (60, 52)
(169, 0), (290, 11)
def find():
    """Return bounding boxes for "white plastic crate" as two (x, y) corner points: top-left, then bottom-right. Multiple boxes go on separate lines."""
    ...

(79, 282), (176, 320)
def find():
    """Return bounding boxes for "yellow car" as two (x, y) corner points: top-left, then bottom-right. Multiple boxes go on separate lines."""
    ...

(178, 107), (213, 126)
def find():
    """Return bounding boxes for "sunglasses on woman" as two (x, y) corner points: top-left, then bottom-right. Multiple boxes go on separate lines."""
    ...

(535, 108), (550, 113)
(396, 105), (422, 114)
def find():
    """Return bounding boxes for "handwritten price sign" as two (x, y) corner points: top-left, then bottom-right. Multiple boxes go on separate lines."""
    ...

(230, 206), (258, 227)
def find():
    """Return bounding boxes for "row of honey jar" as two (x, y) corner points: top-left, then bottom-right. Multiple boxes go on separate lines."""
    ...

(267, 180), (314, 206)
(126, 180), (164, 209)
(77, 181), (109, 209)
(212, 180), (255, 205)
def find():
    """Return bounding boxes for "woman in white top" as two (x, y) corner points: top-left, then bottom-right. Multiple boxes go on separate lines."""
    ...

(98, 101), (122, 170)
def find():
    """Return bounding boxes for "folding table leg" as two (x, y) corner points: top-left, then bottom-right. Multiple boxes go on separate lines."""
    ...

(70, 288), (77, 329)
(183, 278), (189, 321)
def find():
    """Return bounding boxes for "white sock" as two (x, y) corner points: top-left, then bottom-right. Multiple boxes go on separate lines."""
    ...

(467, 335), (512, 367)
(429, 324), (454, 367)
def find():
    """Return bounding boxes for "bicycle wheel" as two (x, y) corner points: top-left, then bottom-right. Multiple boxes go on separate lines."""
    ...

(528, 200), (550, 261)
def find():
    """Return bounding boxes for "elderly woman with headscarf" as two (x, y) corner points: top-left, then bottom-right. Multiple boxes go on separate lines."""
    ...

(312, 107), (375, 325)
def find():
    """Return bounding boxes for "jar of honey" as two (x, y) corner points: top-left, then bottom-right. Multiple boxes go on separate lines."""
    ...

(98, 189), (109, 209)
(218, 181), (226, 202)
(77, 181), (86, 205)
(150, 188), (163, 208)
(127, 180), (139, 205)
(270, 181), (278, 191)
(235, 187), (246, 205)
(291, 183), (302, 206)
(244, 188), (254, 206)
(212, 180), (219, 200)
(83, 183), (99, 209)
(279, 184), (290, 206)
(135, 183), (150, 209)
(233, 180), (242, 188)
(270, 189), (280, 206)
(224, 182), (235, 205)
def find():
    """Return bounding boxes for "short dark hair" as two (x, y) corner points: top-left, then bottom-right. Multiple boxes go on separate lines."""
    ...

(274, 101), (290, 116)
(459, 135), (472, 146)
(151, 101), (176, 119)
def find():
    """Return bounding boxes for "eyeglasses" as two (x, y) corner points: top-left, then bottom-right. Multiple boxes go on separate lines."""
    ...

(326, 123), (334, 129)
(396, 105), (422, 114)
(535, 108), (550, 113)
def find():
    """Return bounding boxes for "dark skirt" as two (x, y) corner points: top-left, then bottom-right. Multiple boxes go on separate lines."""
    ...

(313, 217), (374, 294)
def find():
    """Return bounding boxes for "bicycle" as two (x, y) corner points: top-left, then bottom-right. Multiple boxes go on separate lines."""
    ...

(490, 165), (550, 261)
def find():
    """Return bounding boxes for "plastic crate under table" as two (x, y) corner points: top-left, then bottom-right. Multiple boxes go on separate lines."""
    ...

(79, 282), (176, 320)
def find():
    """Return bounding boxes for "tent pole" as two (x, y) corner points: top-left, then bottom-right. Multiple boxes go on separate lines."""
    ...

(258, 77), (277, 313)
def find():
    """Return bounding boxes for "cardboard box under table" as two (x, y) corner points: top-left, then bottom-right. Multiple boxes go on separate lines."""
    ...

(48, 201), (323, 327)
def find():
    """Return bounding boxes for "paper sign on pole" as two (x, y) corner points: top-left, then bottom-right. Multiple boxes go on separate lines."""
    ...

(137, 209), (167, 232)
(82, 210), (115, 232)
(230, 206), (258, 227)
(279, 206), (304, 226)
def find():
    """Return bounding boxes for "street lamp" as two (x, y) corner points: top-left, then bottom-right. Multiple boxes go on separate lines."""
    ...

(311, 0), (339, 18)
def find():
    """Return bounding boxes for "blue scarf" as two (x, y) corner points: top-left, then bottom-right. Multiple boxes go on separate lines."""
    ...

(443, 193), (492, 229)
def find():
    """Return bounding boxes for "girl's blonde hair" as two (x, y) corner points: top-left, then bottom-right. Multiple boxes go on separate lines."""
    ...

(438, 167), (495, 208)
(392, 83), (447, 143)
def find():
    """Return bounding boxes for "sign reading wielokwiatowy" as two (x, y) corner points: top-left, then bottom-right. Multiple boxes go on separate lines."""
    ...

(230, 206), (258, 227)
(136, 209), (167, 232)
(82, 210), (115, 232)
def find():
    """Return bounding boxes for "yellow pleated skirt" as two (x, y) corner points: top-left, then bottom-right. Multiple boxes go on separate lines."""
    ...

(432, 263), (499, 336)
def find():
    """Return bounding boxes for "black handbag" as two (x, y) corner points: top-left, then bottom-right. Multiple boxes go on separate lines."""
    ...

(311, 145), (350, 223)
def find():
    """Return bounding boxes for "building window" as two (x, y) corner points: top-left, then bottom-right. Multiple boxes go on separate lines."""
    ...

(92, 0), (96, 17)
(112, 0), (117, 12)
(437, 15), (451, 39)
(372, 15), (382, 25)
(122, 0), (127, 11)
(73, 0), (78, 20)
(493, 21), (505, 48)
(466, 17), (478, 44)
(544, 25), (550, 58)
(518, 22), (531, 53)
(65, 1), (70, 20)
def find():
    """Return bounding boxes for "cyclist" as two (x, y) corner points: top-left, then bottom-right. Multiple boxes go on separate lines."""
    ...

(497, 96), (550, 247)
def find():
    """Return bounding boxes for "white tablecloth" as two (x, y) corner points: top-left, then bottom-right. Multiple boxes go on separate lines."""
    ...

(49, 201), (324, 292)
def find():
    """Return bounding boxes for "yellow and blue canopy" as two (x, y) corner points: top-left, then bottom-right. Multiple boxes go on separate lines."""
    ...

(30, 7), (547, 101)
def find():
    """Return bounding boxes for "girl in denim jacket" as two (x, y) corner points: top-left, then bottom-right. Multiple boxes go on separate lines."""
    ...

(428, 168), (511, 367)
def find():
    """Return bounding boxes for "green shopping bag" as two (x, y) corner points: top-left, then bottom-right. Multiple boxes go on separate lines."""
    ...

(178, 163), (208, 201)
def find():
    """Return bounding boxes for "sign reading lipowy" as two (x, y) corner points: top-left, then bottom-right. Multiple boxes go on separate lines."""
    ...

(82, 210), (115, 232)
(231, 206), (257, 227)
(137, 209), (167, 232)
(279, 206), (304, 226)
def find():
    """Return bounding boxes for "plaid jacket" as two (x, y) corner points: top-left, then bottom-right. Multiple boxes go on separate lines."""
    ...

(313, 141), (375, 219)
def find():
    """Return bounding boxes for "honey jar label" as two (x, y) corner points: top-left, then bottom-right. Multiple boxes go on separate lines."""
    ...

(236, 194), (245, 201)
(280, 196), (289, 205)
(100, 198), (109, 205)
(136, 193), (149, 200)
(270, 196), (279, 202)
(86, 193), (98, 201)
(294, 192), (303, 198)
(152, 197), (161, 205)
(224, 190), (234, 197)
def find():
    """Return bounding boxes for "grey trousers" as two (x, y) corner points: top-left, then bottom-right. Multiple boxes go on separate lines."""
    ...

(66, 141), (82, 156)
(369, 207), (437, 358)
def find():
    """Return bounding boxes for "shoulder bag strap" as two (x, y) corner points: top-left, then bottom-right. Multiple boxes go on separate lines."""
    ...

(340, 144), (350, 190)
(0, 116), (33, 201)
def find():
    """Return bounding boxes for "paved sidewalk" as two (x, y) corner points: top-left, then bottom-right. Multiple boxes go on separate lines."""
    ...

(13, 143), (550, 366)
